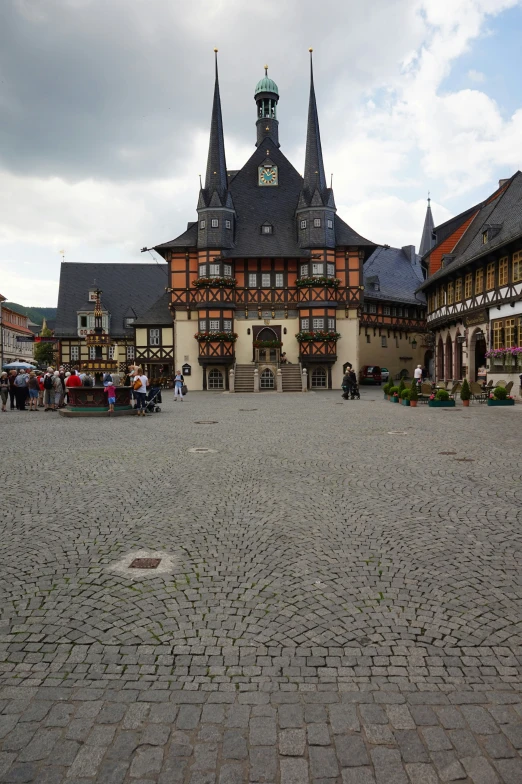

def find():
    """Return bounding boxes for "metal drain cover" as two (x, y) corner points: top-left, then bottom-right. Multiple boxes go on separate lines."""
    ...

(188, 447), (217, 454)
(454, 457), (474, 462)
(130, 558), (161, 569)
(439, 451), (457, 455)
(194, 421), (218, 424)
(239, 409), (257, 411)
(388, 431), (407, 435)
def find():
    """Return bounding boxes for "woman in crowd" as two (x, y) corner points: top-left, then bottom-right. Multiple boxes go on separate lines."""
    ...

(27, 371), (40, 411)
(0, 372), (9, 412)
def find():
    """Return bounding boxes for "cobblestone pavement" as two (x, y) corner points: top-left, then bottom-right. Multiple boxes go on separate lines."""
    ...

(1, 389), (521, 783)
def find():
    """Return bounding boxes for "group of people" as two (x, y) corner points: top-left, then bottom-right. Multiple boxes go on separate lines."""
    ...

(341, 366), (359, 400)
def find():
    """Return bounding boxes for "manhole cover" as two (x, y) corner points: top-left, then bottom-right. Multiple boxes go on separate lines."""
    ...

(194, 421), (218, 424)
(130, 558), (161, 569)
(439, 451), (457, 455)
(388, 431), (407, 435)
(188, 447), (217, 454)
(453, 458), (474, 462)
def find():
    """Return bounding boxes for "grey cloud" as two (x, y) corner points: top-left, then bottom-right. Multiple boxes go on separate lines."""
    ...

(0, 0), (421, 182)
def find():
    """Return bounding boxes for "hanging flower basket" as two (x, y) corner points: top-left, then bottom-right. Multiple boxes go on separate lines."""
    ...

(295, 330), (341, 342)
(193, 277), (237, 289)
(296, 276), (341, 289)
(194, 331), (238, 342)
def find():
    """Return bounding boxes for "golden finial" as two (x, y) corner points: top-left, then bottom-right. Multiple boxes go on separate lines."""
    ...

(309, 47), (313, 52)
(264, 64), (268, 76)
(214, 47), (218, 52)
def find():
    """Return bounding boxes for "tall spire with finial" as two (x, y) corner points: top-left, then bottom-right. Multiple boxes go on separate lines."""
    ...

(419, 194), (435, 257)
(303, 48), (327, 195)
(204, 48), (228, 196)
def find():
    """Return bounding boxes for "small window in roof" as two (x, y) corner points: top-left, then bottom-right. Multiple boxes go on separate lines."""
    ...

(261, 224), (273, 235)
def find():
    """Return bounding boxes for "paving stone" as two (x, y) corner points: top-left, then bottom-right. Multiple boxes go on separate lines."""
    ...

(223, 730), (248, 760)
(421, 726), (452, 751)
(364, 723), (395, 745)
(360, 705), (387, 725)
(94, 759), (129, 784)
(192, 743), (218, 771)
(492, 758), (522, 784)
(329, 705), (359, 733)
(307, 723), (331, 746)
(370, 747), (408, 784)
(405, 763), (439, 784)
(280, 758), (309, 784)
(500, 723), (522, 749)
(460, 706), (499, 735)
(341, 769), (376, 784)
(481, 732), (516, 759)
(3, 763), (40, 783)
(448, 729), (481, 758)
(334, 734), (370, 767)
(67, 746), (106, 778)
(249, 747), (277, 782)
(394, 730), (429, 763)
(430, 751), (467, 781)
(129, 747), (164, 778)
(386, 705), (415, 730)
(279, 728), (306, 756)
(250, 717), (277, 746)
(309, 746), (339, 779)
(461, 756), (500, 783)
(18, 729), (61, 762)
(218, 763), (245, 784)
(278, 705), (304, 728)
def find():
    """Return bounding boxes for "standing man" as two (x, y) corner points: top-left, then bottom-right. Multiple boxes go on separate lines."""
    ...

(8, 370), (17, 410)
(133, 368), (148, 417)
(13, 370), (29, 411)
(414, 364), (423, 387)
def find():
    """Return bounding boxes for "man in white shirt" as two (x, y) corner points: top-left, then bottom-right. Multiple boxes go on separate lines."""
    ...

(414, 365), (423, 386)
(134, 372), (148, 417)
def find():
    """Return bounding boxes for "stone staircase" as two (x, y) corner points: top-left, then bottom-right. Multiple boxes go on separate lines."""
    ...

(234, 365), (255, 393)
(281, 365), (302, 392)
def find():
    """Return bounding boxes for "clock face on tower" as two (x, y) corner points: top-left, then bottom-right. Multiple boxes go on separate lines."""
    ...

(258, 165), (278, 186)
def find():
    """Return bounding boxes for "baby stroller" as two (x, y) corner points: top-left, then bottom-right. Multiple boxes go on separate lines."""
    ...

(145, 386), (162, 413)
(341, 377), (360, 400)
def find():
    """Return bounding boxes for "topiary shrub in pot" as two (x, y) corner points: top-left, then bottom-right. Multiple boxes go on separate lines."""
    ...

(494, 386), (507, 399)
(409, 378), (418, 407)
(460, 378), (471, 407)
(488, 386), (515, 406)
(383, 382), (391, 398)
(398, 379), (406, 398)
(429, 388), (455, 408)
(389, 386), (399, 403)
(400, 388), (411, 406)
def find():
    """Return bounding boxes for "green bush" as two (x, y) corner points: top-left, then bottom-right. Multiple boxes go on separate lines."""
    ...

(409, 380), (418, 401)
(389, 386), (399, 396)
(400, 389), (411, 400)
(460, 378), (470, 401)
(398, 379), (406, 397)
(435, 389), (450, 401)
(383, 382), (391, 394)
(493, 386), (507, 400)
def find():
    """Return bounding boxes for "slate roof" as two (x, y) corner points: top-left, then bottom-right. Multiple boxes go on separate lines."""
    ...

(54, 263), (168, 337)
(133, 291), (172, 326)
(420, 171), (522, 289)
(154, 137), (374, 258)
(363, 246), (427, 306)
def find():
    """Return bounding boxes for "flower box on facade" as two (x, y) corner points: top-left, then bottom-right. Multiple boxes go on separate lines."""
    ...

(193, 277), (237, 289)
(428, 400), (456, 408)
(487, 399), (515, 406)
(296, 276), (340, 289)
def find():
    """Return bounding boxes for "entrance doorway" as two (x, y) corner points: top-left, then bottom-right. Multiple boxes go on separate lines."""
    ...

(470, 328), (487, 382)
(424, 350), (434, 381)
(253, 326), (281, 364)
(260, 368), (275, 389)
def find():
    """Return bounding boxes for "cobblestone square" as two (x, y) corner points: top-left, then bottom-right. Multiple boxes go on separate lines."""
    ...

(1, 389), (521, 782)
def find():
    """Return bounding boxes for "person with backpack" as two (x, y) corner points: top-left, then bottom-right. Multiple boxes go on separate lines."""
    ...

(14, 371), (29, 411)
(43, 368), (55, 411)
(133, 368), (148, 417)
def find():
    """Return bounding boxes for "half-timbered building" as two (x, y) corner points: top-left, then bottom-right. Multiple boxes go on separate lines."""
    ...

(420, 172), (522, 390)
(133, 292), (174, 380)
(55, 263), (168, 375)
(149, 53), (378, 391)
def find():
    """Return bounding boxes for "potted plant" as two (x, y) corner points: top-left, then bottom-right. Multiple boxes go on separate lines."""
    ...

(409, 379), (418, 407)
(400, 389), (411, 406)
(397, 378), (406, 398)
(382, 382), (389, 399)
(460, 378), (471, 407)
(389, 385), (399, 403)
(428, 389), (456, 408)
(487, 386), (515, 406)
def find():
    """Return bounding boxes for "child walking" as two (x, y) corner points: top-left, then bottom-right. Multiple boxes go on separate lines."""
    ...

(104, 381), (116, 414)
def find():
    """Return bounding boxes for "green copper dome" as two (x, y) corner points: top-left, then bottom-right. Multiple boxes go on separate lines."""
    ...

(255, 75), (279, 97)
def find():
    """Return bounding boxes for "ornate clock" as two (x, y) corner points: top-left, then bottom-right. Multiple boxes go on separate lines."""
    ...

(258, 165), (278, 186)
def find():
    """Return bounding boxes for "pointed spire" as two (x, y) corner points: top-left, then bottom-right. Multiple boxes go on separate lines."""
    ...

(204, 49), (228, 196)
(419, 194), (435, 257)
(303, 49), (327, 194)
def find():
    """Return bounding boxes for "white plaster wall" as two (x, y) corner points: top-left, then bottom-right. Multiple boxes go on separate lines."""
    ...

(234, 319), (300, 365)
(332, 313), (358, 389)
(175, 317), (204, 389)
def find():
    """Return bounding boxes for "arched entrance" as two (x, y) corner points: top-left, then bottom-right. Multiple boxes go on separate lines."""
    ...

(310, 367), (327, 389)
(437, 337), (444, 380)
(445, 336), (453, 381)
(454, 331), (463, 379)
(253, 327), (281, 364)
(468, 327), (487, 382)
(424, 350), (434, 381)
(260, 367), (275, 389)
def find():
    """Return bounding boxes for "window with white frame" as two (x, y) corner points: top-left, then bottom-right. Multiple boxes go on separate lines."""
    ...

(327, 219), (333, 229)
(275, 273), (284, 287)
(126, 345), (135, 360)
(89, 346), (96, 359)
(209, 264), (220, 277)
(404, 307), (409, 317)
(149, 329), (160, 346)
(248, 273), (257, 287)
(328, 318), (335, 330)
(261, 224), (273, 234)
(383, 306), (390, 316)
(391, 307), (397, 316)
(199, 265), (206, 277)
(199, 320), (207, 331)
(223, 264), (232, 277)
(209, 320), (220, 330)
(108, 345), (115, 359)
(223, 320), (232, 331)
(313, 318), (324, 329)
(312, 263), (324, 278)
(300, 264), (308, 277)
(200, 220), (206, 229)
(300, 220), (307, 229)
(369, 303), (377, 314)
(225, 219), (231, 229)
(313, 218), (321, 228)
(381, 336), (387, 347)
(261, 273), (271, 287)
(208, 368), (224, 389)
(211, 219), (219, 228)
(301, 318), (309, 330)
(397, 307), (403, 316)
(311, 367), (327, 388)
(70, 346), (79, 361)
(327, 263), (335, 277)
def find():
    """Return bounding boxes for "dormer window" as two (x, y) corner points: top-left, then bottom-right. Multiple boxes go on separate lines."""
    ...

(80, 316), (87, 328)
(482, 223), (502, 243)
(482, 231), (488, 245)
(327, 219), (333, 229)
(261, 224), (273, 235)
(124, 317), (135, 328)
(313, 219), (321, 228)
(225, 219), (231, 229)
(300, 220), (307, 229)
(200, 220), (206, 229)
(211, 219), (219, 228)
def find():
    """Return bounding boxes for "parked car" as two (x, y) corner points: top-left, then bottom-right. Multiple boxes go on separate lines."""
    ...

(380, 367), (390, 383)
(359, 365), (382, 385)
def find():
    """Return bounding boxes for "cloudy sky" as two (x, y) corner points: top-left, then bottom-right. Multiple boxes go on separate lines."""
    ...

(1, 0), (522, 306)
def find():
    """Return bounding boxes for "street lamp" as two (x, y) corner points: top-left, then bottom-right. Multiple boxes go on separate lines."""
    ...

(411, 337), (417, 349)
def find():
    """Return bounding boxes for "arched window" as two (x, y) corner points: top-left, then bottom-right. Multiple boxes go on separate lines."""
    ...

(208, 368), (224, 390)
(260, 368), (275, 389)
(311, 367), (327, 388)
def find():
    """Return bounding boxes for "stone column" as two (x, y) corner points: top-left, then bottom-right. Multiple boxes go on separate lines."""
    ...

(302, 367), (308, 392)
(276, 368), (283, 392)
(253, 368), (259, 392)
(229, 368), (235, 392)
